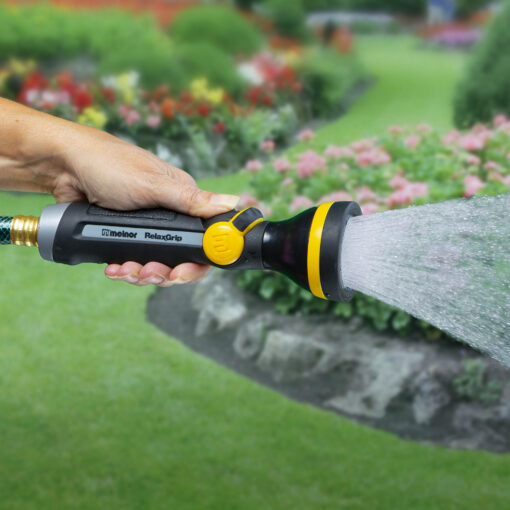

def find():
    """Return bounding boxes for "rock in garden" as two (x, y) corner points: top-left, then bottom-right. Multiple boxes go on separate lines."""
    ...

(234, 315), (270, 360)
(192, 272), (247, 336)
(412, 374), (451, 425)
(256, 330), (326, 382)
(326, 348), (424, 419)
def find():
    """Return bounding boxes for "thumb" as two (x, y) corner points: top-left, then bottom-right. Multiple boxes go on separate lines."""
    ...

(153, 180), (240, 218)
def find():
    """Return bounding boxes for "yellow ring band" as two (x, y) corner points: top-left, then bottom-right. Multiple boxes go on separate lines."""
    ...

(307, 202), (333, 299)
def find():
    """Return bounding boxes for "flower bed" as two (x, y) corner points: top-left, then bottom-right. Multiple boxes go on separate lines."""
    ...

(238, 119), (510, 336)
(0, 48), (363, 176)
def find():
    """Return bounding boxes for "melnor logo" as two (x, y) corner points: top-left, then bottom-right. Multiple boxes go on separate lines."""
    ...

(101, 228), (138, 239)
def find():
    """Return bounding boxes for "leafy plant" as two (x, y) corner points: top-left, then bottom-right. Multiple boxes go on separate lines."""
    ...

(169, 5), (263, 56)
(453, 359), (502, 405)
(454, 1), (510, 127)
(263, 0), (308, 40)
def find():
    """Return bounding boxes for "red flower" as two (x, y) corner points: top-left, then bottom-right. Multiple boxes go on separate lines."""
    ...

(101, 87), (116, 104)
(212, 121), (225, 134)
(56, 71), (76, 95)
(24, 71), (47, 90)
(161, 97), (175, 119)
(73, 88), (93, 112)
(196, 103), (210, 117)
(180, 91), (193, 103)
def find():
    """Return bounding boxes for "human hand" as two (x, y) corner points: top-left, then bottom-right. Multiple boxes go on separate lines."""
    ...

(52, 123), (239, 287)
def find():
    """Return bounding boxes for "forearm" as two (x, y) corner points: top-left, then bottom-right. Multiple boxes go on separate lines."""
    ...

(0, 98), (75, 193)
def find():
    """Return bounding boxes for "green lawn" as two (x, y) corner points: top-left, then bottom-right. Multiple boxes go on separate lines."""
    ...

(2, 37), (509, 510)
(202, 36), (467, 195)
(1, 191), (510, 509)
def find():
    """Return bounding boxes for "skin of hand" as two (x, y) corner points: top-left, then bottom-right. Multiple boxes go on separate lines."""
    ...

(0, 98), (239, 286)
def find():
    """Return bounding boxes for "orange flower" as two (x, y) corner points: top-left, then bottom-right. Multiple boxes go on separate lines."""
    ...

(161, 97), (175, 119)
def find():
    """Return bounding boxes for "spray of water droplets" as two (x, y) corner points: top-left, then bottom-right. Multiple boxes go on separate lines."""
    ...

(341, 194), (510, 365)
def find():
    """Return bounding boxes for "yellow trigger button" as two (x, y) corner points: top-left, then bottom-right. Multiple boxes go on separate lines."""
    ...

(203, 207), (264, 266)
(203, 222), (245, 266)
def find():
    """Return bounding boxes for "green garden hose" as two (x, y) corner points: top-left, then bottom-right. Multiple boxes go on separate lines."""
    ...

(0, 217), (13, 245)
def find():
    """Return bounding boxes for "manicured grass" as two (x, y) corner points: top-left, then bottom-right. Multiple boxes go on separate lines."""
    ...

(202, 36), (466, 195)
(1, 191), (510, 508)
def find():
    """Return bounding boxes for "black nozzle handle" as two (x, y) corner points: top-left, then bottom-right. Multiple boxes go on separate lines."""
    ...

(38, 202), (267, 270)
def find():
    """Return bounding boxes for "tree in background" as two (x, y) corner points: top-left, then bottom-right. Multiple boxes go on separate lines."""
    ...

(454, 1), (510, 127)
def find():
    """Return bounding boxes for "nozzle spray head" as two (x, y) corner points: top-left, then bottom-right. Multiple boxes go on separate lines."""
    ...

(262, 201), (362, 301)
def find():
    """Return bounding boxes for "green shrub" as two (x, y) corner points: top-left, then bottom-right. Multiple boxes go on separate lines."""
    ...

(170, 6), (263, 56)
(453, 359), (502, 405)
(454, 2), (510, 128)
(0, 4), (183, 88)
(263, 0), (308, 40)
(298, 47), (364, 117)
(173, 43), (244, 96)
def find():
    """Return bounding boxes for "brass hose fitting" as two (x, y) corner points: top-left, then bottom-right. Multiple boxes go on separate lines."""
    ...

(10, 215), (40, 247)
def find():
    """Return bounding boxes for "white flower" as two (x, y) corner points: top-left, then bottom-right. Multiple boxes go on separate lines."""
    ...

(237, 63), (263, 85)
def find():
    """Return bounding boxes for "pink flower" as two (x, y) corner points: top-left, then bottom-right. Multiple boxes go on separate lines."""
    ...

(260, 139), (275, 153)
(406, 182), (429, 198)
(387, 189), (412, 209)
(484, 161), (500, 171)
(282, 177), (294, 187)
(356, 148), (391, 167)
(351, 138), (375, 153)
(493, 114), (508, 127)
(117, 104), (130, 117)
(356, 186), (377, 202)
(339, 163), (350, 172)
(245, 159), (263, 172)
(297, 129), (315, 142)
(317, 191), (352, 204)
(441, 130), (459, 145)
(404, 135), (421, 149)
(459, 133), (484, 152)
(463, 175), (485, 197)
(238, 193), (258, 207)
(258, 203), (273, 217)
(388, 125), (403, 135)
(297, 150), (325, 178)
(125, 109), (141, 126)
(146, 114), (161, 128)
(273, 157), (291, 173)
(324, 145), (354, 159)
(489, 171), (504, 183)
(389, 173), (410, 190)
(290, 195), (314, 211)
(465, 154), (481, 166)
(361, 202), (378, 215)
(417, 123), (432, 134)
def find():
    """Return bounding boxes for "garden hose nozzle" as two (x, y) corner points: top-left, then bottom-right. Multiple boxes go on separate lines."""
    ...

(2, 201), (361, 301)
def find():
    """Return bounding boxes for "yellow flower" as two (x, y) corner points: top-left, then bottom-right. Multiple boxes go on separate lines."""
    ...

(207, 87), (224, 105)
(190, 77), (209, 100)
(78, 107), (107, 129)
(282, 50), (300, 66)
(0, 70), (9, 90)
(8, 58), (36, 76)
(116, 72), (138, 103)
(190, 78), (224, 104)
